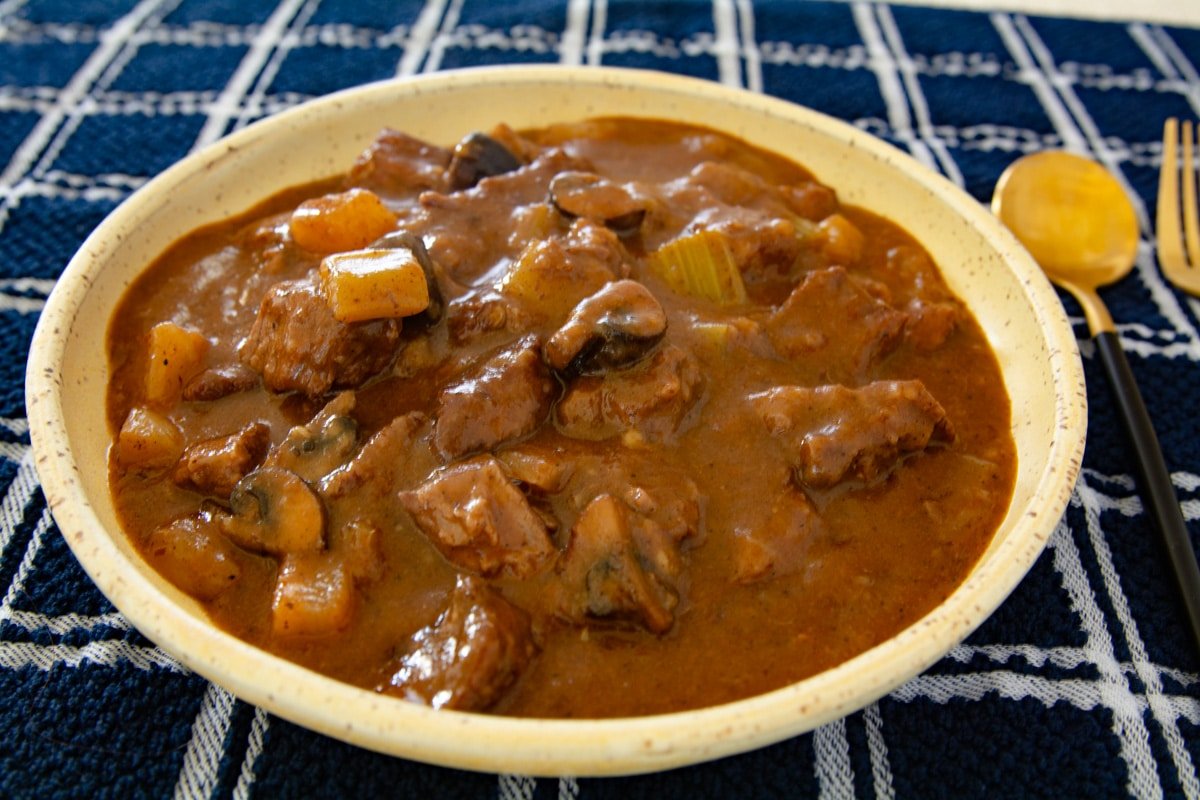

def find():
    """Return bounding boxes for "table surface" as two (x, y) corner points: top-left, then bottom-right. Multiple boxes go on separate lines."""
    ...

(3, 1), (1200, 798)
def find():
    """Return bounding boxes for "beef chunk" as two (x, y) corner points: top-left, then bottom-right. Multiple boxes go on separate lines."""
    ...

(181, 363), (260, 402)
(171, 422), (270, 498)
(732, 489), (824, 584)
(399, 456), (555, 579)
(764, 267), (906, 381)
(383, 575), (536, 711)
(556, 344), (702, 443)
(556, 493), (684, 634)
(446, 291), (531, 346)
(347, 128), (451, 195)
(320, 411), (434, 503)
(239, 278), (400, 398)
(750, 380), (954, 489)
(433, 335), (556, 460)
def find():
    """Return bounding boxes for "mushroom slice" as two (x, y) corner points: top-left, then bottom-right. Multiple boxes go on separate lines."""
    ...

(268, 392), (358, 483)
(544, 279), (667, 375)
(548, 171), (647, 236)
(447, 132), (522, 190)
(224, 466), (325, 557)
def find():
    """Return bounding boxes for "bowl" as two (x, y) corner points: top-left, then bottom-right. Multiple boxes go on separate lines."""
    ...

(25, 65), (1086, 776)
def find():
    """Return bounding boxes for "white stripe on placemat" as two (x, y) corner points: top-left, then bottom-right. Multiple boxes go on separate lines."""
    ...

(1140, 25), (1200, 116)
(850, 2), (938, 171)
(863, 702), (895, 800)
(558, 776), (580, 800)
(230, 0), (322, 132)
(736, 0), (763, 93)
(560, 0), (590, 66)
(586, 0), (608, 66)
(499, 773), (537, 800)
(0, 639), (186, 671)
(0, 504), (52, 625)
(713, 0), (743, 88)
(873, 4), (964, 185)
(813, 717), (855, 799)
(397, 0), (449, 77)
(232, 706), (270, 799)
(989, 13), (1087, 152)
(192, 0), (309, 150)
(422, 0), (465, 75)
(1053, 495), (1163, 798)
(174, 683), (237, 800)
(0, 0), (167, 236)
(0, 451), (38, 559)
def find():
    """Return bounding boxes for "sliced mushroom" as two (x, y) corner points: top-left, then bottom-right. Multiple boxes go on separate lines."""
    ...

(267, 393), (358, 482)
(548, 171), (648, 236)
(223, 466), (325, 557)
(544, 279), (668, 375)
(371, 230), (445, 322)
(447, 132), (522, 191)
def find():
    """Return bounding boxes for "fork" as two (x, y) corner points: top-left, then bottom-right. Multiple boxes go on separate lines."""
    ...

(1158, 118), (1200, 295)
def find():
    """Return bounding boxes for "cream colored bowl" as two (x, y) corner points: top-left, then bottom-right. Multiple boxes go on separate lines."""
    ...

(26, 66), (1085, 776)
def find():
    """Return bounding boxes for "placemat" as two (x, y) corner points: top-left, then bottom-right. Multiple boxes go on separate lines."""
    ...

(2, 0), (1199, 797)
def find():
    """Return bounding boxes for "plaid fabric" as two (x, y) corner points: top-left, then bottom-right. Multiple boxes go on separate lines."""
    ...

(2, 0), (1200, 797)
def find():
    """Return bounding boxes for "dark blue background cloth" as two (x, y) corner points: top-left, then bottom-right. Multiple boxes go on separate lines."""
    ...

(2, 0), (1199, 797)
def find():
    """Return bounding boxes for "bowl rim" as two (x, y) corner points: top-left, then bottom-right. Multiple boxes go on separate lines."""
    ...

(25, 64), (1086, 776)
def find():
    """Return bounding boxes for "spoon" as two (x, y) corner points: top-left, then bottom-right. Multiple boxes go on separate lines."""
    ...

(992, 151), (1200, 654)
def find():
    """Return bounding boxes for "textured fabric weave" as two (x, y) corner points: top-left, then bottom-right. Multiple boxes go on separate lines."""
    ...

(2, 1), (1200, 797)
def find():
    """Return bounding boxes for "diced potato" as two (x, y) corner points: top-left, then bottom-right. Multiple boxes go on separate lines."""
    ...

(815, 213), (865, 266)
(319, 248), (430, 323)
(116, 407), (184, 470)
(271, 554), (355, 637)
(289, 188), (398, 254)
(146, 515), (241, 600)
(145, 322), (210, 407)
(499, 238), (611, 321)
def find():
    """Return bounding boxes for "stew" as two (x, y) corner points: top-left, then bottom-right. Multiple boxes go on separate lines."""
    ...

(106, 118), (1015, 718)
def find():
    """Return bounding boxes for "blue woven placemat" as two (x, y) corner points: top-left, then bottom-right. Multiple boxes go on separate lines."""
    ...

(2, 1), (1200, 797)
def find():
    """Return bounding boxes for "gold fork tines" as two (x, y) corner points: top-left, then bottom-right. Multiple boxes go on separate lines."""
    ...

(1158, 118), (1200, 295)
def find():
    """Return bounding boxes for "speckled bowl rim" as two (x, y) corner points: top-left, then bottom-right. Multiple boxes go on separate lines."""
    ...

(26, 65), (1086, 777)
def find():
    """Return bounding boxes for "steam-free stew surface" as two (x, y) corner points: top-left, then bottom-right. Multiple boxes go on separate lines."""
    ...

(107, 118), (1014, 718)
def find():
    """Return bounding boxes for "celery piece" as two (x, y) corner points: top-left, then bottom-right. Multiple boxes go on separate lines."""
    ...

(646, 228), (748, 305)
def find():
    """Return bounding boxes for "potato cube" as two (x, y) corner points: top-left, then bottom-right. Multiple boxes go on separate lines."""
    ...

(289, 188), (398, 254)
(146, 515), (241, 600)
(145, 322), (209, 407)
(116, 407), (184, 470)
(271, 555), (355, 637)
(319, 248), (430, 323)
(815, 213), (865, 266)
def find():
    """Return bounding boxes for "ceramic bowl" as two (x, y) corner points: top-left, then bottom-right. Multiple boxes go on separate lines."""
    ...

(26, 65), (1086, 776)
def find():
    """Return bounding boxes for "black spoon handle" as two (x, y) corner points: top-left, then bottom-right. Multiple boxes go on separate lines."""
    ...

(1095, 330), (1200, 652)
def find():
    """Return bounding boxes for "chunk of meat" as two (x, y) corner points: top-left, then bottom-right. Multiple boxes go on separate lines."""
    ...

(446, 290), (531, 345)
(171, 422), (271, 498)
(750, 380), (955, 489)
(732, 489), (824, 584)
(556, 494), (683, 634)
(556, 344), (702, 443)
(383, 575), (536, 711)
(181, 363), (260, 402)
(764, 267), (907, 381)
(399, 456), (555, 579)
(320, 411), (434, 503)
(433, 335), (557, 460)
(239, 278), (400, 398)
(346, 128), (451, 196)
